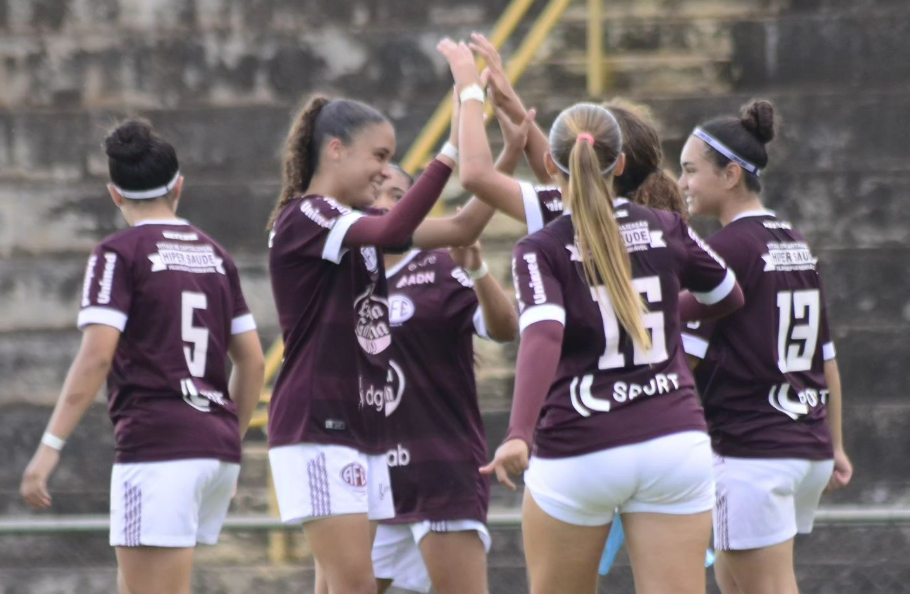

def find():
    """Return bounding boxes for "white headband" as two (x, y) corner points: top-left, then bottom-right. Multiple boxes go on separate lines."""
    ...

(112, 170), (181, 199)
(550, 105), (623, 177)
(693, 128), (761, 177)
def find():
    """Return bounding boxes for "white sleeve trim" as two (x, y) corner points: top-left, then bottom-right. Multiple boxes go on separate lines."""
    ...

(693, 268), (736, 305)
(519, 304), (565, 333)
(473, 306), (491, 341)
(322, 211), (365, 264)
(231, 313), (257, 335)
(822, 341), (836, 361)
(520, 182), (545, 234)
(77, 307), (128, 331)
(682, 333), (709, 359)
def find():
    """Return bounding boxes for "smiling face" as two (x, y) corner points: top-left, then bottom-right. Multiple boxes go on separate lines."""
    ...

(678, 135), (729, 219)
(333, 120), (396, 209)
(373, 167), (413, 211)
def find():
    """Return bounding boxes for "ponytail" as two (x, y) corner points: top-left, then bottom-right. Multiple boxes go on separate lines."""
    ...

(267, 95), (331, 230)
(567, 139), (652, 352)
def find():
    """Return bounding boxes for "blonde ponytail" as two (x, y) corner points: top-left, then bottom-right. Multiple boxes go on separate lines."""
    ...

(567, 140), (651, 352)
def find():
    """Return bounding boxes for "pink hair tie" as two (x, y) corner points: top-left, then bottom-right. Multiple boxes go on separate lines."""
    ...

(577, 132), (595, 145)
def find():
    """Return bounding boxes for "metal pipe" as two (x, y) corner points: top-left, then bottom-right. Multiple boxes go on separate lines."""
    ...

(3, 507), (909, 535)
(587, 0), (604, 96)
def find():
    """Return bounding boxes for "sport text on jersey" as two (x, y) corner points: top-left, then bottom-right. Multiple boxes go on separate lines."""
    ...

(148, 242), (226, 275)
(762, 242), (818, 272)
(768, 382), (828, 420)
(571, 372), (681, 417)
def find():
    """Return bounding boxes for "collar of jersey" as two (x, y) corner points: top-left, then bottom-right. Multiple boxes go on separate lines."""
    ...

(731, 209), (775, 222)
(135, 218), (190, 226)
(562, 197), (629, 217)
(385, 249), (421, 278)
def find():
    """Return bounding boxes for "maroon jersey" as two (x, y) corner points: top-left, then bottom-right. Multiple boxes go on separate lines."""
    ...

(512, 194), (735, 458)
(380, 249), (490, 524)
(681, 211), (835, 460)
(78, 219), (256, 464)
(520, 181), (564, 232)
(268, 196), (393, 455)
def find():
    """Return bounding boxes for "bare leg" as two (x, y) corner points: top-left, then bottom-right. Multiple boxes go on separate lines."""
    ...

(522, 490), (610, 594)
(622, 511), (712, 594)
(714, 551), (744, 594)
(716, 540), (799, 594)
(419, 530), (488, 594)
(116, 546), (194, 594)
(305, 514), (377, 594)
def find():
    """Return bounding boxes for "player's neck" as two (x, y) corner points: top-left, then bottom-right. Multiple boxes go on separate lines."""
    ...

(719, 193), (764, 227)
(305, 172), (349, 206)
(122, 204), (179, 226)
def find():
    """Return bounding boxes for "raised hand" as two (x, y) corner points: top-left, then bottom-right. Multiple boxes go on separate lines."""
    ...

(479, 438), (530, 491)
(495, 105), (536, 154)
(469, 32), (524, 122)
(450, 240), (483, 273)
(437, 38), (481, 90)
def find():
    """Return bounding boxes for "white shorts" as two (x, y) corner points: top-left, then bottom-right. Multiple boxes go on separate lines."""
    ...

(110, 458), (240, 548)
(269, 443), (394, 524)
(372, 520), (491, 593)
(713, 454), (834, 551)
(524, 431), (715, 526)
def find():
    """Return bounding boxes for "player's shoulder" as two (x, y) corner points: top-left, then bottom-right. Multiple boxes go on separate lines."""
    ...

(288, 194), (355, 230)
(519, 213), (571, 250)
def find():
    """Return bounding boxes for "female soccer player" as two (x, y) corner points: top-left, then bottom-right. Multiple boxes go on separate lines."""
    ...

(678, 100), (853, 594)
(266, 95), (467, 594)
(368, 102), (529, 594)
(20, 119), (265, 594)
(439, 39), (745, 594)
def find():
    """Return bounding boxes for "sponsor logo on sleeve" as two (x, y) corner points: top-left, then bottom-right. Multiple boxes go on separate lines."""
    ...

(96, 252), (118, 304)
(340, 463), (368, 489)
(149, 243), (226, 275)
(354, 288), (391, 354)
(81, 255), (98, 307)
(762, 242), (818, 272)
(451, 268), (474, 288)
(523, 253), (547, 305)
(300, 197), (349, 229)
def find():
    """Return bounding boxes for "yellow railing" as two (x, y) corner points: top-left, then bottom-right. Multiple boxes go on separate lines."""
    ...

(253, 0), (607, 562)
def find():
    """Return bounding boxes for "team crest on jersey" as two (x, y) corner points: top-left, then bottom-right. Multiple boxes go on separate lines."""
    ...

(361, 247), (379, 273)
(389, 294), (415, 325)
(762, 242), (817, 272)
(148, 242), (225, 275)
(340, 463), (368, 489)
(620, 221), (666, 252)
(354, 288), (391, 354)
(384, 360), (406, 417)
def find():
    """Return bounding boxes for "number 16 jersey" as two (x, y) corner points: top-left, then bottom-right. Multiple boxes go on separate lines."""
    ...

(512, 197), (735, 459)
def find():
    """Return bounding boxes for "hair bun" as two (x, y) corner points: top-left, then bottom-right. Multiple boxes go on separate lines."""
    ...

(104, 119), (155, 164)
(740, 100), (775, 144)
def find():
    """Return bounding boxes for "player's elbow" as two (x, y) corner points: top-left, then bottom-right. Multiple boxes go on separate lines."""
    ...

(488, 311), (519, 343)
(460, 159), (495, 196)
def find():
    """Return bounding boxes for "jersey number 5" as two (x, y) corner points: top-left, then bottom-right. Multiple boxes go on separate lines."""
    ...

(181, 291), (209, 377)
(776, 289), (820, 373)
(591, 276), (669, 369)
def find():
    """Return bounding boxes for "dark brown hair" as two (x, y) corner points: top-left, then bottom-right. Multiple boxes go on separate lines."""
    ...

(104, 118), (179, 200)
(604, 99), (687, 219)
(267, 96), (388, 229)
(699, 99), (776, 193)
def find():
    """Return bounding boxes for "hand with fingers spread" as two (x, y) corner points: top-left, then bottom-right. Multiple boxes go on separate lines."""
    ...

(20, 446), (60, 509)
(437, 38), (481, 90)
(479, 438), (529, 491)
(469, 32), (525, 122)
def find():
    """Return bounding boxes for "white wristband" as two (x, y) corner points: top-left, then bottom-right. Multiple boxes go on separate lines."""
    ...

(440, 141), (459, 162)
(41, 432), (66, 451)
(459, 84), (485, 105)
(466, 261), (489, 281)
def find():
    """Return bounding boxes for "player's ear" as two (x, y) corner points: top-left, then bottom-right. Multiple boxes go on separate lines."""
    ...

(612, 153), (626, 177)
(107, 184), (125, 207)
(169, 176), (185, 212)
(544, 153), (560, 180)
(723, 162), (743, 191)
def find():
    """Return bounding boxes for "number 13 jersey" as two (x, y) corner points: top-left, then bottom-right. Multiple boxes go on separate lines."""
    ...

(681, 211), (835, 460)
(78, 219), (256, 464)
(512, 197), (735, 459)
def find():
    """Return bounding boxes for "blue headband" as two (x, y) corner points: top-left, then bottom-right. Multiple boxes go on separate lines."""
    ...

(693, 128), (761, 177)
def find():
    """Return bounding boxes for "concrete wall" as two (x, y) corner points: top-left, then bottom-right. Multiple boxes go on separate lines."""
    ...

(1, 0), (909, 591)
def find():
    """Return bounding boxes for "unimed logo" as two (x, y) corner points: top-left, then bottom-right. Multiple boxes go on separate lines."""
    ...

(341, 463), (368, 488)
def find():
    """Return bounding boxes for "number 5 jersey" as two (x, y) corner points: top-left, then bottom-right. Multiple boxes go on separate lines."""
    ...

(681, 210), (835, 460)
(78, 219), (256, 464)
